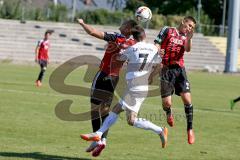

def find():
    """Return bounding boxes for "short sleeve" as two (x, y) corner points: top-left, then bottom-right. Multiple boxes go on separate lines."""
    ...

(154, 26), (169, 44)
(103, 32), (118, 42)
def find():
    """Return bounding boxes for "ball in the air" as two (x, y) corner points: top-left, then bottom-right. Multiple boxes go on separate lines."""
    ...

(135, 6), (152, 23)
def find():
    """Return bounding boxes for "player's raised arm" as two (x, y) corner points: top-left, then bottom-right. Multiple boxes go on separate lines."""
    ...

(77, 19), (104, 40)
(184, 29), (193, 52)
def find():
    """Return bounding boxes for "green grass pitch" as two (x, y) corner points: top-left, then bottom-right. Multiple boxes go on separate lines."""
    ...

(0, 63), (240, 160)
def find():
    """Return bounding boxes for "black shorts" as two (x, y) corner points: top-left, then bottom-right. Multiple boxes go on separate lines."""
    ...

(39, 59), (48, 69)
(90, 71), (119, 105)
(160, 65), (190, 98)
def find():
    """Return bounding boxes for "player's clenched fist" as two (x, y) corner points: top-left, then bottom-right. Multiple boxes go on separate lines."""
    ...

(77, 19), (84, 25)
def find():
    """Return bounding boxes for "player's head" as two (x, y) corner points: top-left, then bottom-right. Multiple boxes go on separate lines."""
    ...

(119, 19), (138, 37)
(179, 16), (196, 34)
(44, 30), (53, 40)
(131, 25), (146, 42)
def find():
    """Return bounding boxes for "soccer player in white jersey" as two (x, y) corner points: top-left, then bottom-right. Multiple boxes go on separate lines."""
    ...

(80, 26), (168, 151)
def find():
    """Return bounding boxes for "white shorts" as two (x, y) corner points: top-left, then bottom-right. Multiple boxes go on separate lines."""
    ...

(119, 79), (148, 113)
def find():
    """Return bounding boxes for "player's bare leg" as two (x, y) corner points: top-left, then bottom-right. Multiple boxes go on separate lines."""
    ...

(180, 92), (195, 144)
(162, 96), (174, 127)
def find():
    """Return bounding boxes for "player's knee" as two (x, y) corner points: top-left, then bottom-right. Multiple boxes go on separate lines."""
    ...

(100, 106), (110, 115)
(162, 101), (172, 108)
(127, 118), (135, 126)
(112, 103), (124, 114)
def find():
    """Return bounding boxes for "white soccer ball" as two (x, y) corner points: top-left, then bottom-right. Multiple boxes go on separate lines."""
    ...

(135, 6), (152, 23)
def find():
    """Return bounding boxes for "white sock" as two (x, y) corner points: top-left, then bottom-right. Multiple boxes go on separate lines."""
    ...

(133, 118), (163, 134)
(96, 112), (118, 136)
(101, 138), (107, 145)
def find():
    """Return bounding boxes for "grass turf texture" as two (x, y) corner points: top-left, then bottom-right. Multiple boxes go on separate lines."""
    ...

(0, 63), (240, 160)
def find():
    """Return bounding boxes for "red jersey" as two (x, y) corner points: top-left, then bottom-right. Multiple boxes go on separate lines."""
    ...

(154, 27), (187, 67)
(100, 32), (136, 76)
(37, 39), (50, 60)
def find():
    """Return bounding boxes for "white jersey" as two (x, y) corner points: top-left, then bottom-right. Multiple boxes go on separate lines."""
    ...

(119, 41), (161, 91)
(120, 41), (161, 80)
(119, 41), (161, 113)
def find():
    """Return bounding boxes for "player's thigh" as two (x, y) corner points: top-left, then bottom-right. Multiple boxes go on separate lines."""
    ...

(120, 90), (146, 114)
(175, 68), (191, 96)
(180, 92), (192, 105)
(39, 60), (47, 69)
(160, 68), (175, 98)
(91, 72), (119, 106)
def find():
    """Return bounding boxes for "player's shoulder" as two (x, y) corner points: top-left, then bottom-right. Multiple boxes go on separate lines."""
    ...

(105, 32), (125, 38)
(158, 26), (170, 36)
(37, 39), (44, 45)
(104, 32), (126, 42)
(162, 26), (178, 32)
(160, 26), (170, 31)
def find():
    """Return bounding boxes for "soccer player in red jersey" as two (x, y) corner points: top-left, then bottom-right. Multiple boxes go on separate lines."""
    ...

(35, 30), (53, 87)
(149, 16), (196, 144)
(77, 18), (137, 156)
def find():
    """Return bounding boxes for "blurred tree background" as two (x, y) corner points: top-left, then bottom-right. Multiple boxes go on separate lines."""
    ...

(0, 0), (227, 36)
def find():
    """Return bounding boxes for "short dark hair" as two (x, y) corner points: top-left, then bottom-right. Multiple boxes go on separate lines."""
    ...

(184, 16), (197, 24)
(45, 30), (54, 36)
(132, 25), (145, 42)
(124, 19), (138, 28)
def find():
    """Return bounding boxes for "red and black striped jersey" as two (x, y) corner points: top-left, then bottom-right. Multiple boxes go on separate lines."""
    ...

(37, 39), (50, 60)
(100, 32), (136, 76)
(154, 26), (187, 68)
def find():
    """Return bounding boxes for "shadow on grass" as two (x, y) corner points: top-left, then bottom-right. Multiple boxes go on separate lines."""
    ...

(0, 152), (92, 160)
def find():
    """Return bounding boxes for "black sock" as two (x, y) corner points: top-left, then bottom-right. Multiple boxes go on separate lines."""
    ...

(163, 107), (172, 116)
(37, 69), (45, 81)
(91, 110), (101, 132)
(101, 113), (109, 139)
(185, 104), (193, 130)
(233, 97), (240, 103)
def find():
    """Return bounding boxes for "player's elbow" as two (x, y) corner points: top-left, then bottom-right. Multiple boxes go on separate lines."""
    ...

(88, 31), (95, 36)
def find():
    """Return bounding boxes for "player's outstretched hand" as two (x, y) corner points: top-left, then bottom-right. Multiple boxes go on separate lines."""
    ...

(35, 58), (38, 63)
(186, 29), (194, 40)
(77, 19), (84, 25)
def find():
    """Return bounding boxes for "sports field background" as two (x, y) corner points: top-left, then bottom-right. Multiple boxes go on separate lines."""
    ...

(0, 62), (240, 160)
